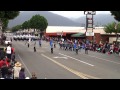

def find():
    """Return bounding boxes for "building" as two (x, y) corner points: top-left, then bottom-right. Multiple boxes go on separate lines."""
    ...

(45, 26), (120, 44)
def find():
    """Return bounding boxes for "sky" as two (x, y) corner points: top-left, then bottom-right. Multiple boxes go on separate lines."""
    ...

(49, 11), (110, 18)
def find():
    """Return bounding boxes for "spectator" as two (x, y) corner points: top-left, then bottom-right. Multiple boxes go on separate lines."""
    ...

(5, 44), (12, 60)
(31, 72), (37, 79)
(5, 59), (10, 67)
(6, 67), (13, 79)
(11, 52), (15, 63)
(1, 63), (8, 78)
(11, 46), (15, 54)
(0, 49), (5, 60)
(19, 67), (25, 79)
(13, 62), (22, 79)
(0, 58), (6, 69)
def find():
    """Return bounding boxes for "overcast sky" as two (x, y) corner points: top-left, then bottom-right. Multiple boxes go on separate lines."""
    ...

(49, 11), (110, 18)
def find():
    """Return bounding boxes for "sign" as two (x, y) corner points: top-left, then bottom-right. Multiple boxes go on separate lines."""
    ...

(84, 11), (96, 15)
(86, 32), (94, 36)
(57, 32), (63, 35)
(53, 56), (68, 59)
(88, 24), (93, 28)
(86, 15), (93, 28)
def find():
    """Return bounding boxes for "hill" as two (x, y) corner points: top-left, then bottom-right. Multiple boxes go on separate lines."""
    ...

(72, 14), (117, 26)
(8, 11), (80, 28)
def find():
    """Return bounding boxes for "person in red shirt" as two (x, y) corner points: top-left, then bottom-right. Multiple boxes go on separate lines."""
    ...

(5, 56), (8, 61)
(0, 59), (6, 69)
(0, 59), (3, 69)
(11, 47), (15, 54)
(5, 59), (10, 67)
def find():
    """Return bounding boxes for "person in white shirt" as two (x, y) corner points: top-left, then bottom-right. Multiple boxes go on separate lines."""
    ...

(6, 44), (12, 60)
(13, 62), (22, 79)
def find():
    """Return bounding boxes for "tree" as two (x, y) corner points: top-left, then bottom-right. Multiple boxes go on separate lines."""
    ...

(104, 22), (115, 34)
(110, 11), (120, 22)
(1, 18), (9, 32)
(0, 11), (20, 19)
(104, 22), (120, 43)
(0, 11), (19, 45)
(30, 14), (48, 38)
(22, 20), (30, 31)
(11, 25), (22, 32)
(0, 11), (20, 30)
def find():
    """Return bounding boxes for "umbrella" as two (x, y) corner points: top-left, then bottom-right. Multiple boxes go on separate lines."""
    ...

(71, 33), (85, 37)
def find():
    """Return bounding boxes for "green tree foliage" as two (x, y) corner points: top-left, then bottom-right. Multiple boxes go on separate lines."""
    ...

(0, 11), (20, 19)
(0, 11), (20, 31)
(1, 18), (9, 31)
(11, 25), (22, 32)
(22, 20), (30, 30)
(30, 14), (48, 31)
(0, 11), (5, 18)
(104, 22), (120, 33)
(104, 22), (120, 43)
(104, 22), (115, 34)
(110, 11), (120, 22)
(0, 11), (19, 45)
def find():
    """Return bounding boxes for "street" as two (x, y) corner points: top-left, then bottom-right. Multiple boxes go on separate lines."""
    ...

(12, 40), (120, 79)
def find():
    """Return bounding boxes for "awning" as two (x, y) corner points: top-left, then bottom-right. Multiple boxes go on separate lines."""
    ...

(71, 33), (85, 37)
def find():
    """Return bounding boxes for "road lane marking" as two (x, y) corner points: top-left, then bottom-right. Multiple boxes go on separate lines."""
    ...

(53, 56), (68, 59)
(41, 54), (88, 79)
(42, 54), (100, 79)
(59, 53), (94, 67)
(80, 73), (100, 79)
(18, 54), (32, 77)
(79, 53), (120, 65)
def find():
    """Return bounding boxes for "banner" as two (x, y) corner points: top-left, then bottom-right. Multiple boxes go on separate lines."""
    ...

(86, 32), (94, 36)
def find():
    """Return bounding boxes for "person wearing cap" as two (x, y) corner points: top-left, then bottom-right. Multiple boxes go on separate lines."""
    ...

(13, 62), (22, 79)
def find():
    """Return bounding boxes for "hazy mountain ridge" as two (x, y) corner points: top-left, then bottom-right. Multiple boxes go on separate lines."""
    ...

(8, 12), (117, 28)
(72, 14), (117, 26)
(8, 11), (80, 28)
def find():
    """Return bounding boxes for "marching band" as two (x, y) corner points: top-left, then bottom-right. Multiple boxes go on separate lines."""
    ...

(13, 34), (39, 41)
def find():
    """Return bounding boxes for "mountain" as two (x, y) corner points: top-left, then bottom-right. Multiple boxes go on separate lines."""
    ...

(8, 11), (80, 28)
(71, 14), (117, 26)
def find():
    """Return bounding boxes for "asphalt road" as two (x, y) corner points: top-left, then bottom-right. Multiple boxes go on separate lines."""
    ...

(12, 39), (120, 79)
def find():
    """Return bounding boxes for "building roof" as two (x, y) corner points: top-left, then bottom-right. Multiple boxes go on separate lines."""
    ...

(46, 26), (106, 34)
(46, 26), (85, 33)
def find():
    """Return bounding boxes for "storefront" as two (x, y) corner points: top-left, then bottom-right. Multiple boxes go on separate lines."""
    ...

(45, 26), (120, 44)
